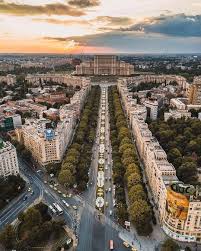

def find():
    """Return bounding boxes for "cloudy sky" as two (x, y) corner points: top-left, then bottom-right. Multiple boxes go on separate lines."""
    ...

(0, 0), (201, 53)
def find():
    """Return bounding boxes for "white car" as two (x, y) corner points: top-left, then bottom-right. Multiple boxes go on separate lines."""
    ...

(73, 205), (78, 210)
(66, 238), (72, 245)
(109, 210), (112, 216)
(108, 187), (111, 192)
(62, 200), (69, 207)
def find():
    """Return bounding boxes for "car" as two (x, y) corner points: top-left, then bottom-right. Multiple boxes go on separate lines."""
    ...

(23, 195), (28, 201)
(73, 205), (78, 210)
(123, 242), (130, 248)
(62, 200), (69, 207)
(109, 177), (112, 181)
(105, 177), (108, 181)
(109, 210), (112, 216)
(66, 238), (72, 245)
(53, 187), (57, 191)
(30, 191), (34, 196)
(28, 187), (31, 192)
(131, 248), (138, 251)
(44, 181), (47, 184)
(105, 202), (108, 207)
(105, 189), (108, 193)
(67, 193), (72, 198)
(108, 187), (111, 192)
(62, 194), (67, 198)
(49, 184), (53, 188)
(58, 190), (62, 194)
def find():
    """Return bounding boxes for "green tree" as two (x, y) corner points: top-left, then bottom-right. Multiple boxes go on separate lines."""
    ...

(120, 137), (132, 146)
(161, 239), (180, 251)
(167, 148), (182, 163)
(58, 169), (75, 187)
(119, 143), (134, 154)
(177, 162), (197, 184)
(127, 173), (142, 188)
(24, 208), (42, 228)
(0, 225), (15, 249)
(129, 199), (152, 235)
(18, 211), (25, 222)
(128, 184), (146, 203)
(122, 156), (135, 168)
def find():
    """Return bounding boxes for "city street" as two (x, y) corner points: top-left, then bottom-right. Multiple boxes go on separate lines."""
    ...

(77, 85), (129, 251)
(0, 83), (172, 251)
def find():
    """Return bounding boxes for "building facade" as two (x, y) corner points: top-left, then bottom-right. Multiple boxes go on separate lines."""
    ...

(118, 78), (201, 244)
(0, 74), (16, 85)
(16, 80), (91, 166)
(26, 74), (90, 87)
(0, 139), (19, 177)
(188, 76), (201, 105)
(76, 55), (134, 76)
(144, 99), (158, 120)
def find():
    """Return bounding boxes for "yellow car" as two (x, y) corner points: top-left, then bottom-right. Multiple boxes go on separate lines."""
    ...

(131, 248), (137, 251)
(123, 241), (130, 248)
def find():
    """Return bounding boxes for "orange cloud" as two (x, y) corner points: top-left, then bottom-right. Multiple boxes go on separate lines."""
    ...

(0, 1), (85, 16)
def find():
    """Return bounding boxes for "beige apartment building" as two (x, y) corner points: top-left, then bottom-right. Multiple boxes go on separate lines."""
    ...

(26, 74), (90, 87)
(0, 74), (16, 85)
(76, 55), (134, 76)
(0, 139), (19, 177)
(18, 116), (75, 166)
(188, 76), (201, 105)
(118, 78), (201, 244)
(126, 74), (189, 90)
(16, 79), (91, 166)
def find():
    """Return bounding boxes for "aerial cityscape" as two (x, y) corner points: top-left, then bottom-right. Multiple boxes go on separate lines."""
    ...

(0, 1), (201, 251)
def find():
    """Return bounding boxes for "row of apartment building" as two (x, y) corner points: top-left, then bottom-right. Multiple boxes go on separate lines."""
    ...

(0, 74), (16, 85)
(117, 78), (201, 243)
(126, 74), (189, 90)
(25, 73), (90, 87)
(16, 79), (91, 166)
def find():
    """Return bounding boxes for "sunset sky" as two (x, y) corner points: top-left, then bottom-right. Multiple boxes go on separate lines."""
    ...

(0, 0), (201, 53)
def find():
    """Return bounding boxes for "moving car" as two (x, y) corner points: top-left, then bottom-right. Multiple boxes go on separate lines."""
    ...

(62, 199), (69, 208)
(123, 241), (130, 248)
(23, 195), (28, 201)
(109, 210), (112, 216)
(109, 240), (114, 250)
(66, 238), (72, 245)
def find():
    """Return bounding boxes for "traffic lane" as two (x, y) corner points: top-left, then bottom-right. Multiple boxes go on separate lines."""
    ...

(0, 191), (39, 230)
(104, 226), (130, 251)
(21, 160), (76, 229)
(0, 174), (40, 223)
(43, 192), (74, 228)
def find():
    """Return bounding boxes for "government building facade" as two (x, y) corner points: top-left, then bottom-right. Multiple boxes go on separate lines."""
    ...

(76, 55), (134, 76)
